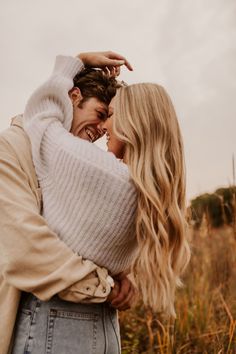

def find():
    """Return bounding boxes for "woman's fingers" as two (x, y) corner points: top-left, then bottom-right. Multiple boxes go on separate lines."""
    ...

(106, 51), (133, 71)
(78, 51), (133, 71)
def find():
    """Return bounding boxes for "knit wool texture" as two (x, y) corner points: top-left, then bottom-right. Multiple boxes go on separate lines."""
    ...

(23, 56), (138, 275)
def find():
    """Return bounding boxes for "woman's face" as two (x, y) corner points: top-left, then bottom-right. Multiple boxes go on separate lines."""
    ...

(102, 98), (125, 160)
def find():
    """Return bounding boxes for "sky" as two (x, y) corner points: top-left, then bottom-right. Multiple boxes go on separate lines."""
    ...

(0, 0), (235, 201)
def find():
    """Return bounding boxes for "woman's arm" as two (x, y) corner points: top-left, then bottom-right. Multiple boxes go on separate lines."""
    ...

(23, 51), (132, 179)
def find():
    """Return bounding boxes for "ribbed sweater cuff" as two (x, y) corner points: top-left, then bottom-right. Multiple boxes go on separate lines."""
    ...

(52, 55), (84, 79)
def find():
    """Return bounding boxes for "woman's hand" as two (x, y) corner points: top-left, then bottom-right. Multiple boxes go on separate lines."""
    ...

(77, 51), (133, 71)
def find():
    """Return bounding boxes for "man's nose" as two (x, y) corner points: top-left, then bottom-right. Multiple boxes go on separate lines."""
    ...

(96, 121), (107, 136)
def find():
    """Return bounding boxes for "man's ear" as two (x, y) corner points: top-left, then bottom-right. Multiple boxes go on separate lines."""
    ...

(69, 87), (83, 105)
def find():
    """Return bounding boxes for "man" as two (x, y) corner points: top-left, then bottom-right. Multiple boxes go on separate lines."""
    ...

(0, 51), (135, 354)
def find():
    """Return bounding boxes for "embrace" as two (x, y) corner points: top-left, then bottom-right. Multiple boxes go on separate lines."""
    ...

(0, 51), (190, 354)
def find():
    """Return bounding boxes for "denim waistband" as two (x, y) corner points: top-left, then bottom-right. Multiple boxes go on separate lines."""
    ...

(19, 291), (110, 314)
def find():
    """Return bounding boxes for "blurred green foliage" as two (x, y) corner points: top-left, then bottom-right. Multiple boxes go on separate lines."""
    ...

(190, 186), (236, 228)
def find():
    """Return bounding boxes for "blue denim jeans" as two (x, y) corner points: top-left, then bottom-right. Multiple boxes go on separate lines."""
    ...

(12, 292), (121, 354)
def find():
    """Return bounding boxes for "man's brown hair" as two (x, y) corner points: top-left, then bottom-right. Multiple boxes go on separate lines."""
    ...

(73, 68), (118, 107)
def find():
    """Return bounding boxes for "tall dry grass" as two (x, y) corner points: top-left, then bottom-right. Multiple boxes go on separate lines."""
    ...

(120, 224), (236, 353)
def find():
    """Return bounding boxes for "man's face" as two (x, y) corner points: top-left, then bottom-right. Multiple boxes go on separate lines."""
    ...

(70, 93), (108, 142)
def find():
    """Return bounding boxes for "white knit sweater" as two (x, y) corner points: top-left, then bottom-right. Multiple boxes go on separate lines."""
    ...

(23, 56), (138, 275)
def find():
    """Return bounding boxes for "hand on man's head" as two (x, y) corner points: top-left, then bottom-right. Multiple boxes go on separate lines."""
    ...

(78, 51), (133, 71)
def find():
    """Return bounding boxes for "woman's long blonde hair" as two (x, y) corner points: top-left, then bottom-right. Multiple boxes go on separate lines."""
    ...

(113, 83), (191, 317)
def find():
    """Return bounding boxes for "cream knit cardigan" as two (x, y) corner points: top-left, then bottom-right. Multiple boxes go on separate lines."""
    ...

(23, 56), (137, 275)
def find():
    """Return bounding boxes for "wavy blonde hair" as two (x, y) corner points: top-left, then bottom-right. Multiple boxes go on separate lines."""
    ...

(113, 83), (191, 317)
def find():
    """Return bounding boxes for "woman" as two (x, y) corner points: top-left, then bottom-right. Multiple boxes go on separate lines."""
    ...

(12, 53), (190, 354)
(102, 83), (191, 316)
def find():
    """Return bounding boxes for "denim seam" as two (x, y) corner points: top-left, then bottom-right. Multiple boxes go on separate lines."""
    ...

(24, 298), (41, 353)
(46, 309), (56, 354)
(15, 311), (31, 354)
(51, 309), (97, 320)
(92, 315), (98, 354)
(108, 309), (121, 354)
(102, 304), (108, 354)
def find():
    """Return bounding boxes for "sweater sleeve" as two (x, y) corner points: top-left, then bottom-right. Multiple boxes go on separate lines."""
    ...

(23, 56), (84, 179)
(23, 56), (127, 182)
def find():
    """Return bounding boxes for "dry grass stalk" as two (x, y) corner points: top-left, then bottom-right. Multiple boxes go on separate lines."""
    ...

(120, 226), (236, 353)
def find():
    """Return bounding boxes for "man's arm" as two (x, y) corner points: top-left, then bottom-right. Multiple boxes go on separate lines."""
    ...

(0, 136), (112, 302)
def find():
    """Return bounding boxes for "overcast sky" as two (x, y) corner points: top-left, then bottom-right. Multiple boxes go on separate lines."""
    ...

(0, 0), (235, 200)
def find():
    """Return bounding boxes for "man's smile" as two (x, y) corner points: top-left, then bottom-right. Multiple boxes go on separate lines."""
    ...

(85, 126), (100, 142)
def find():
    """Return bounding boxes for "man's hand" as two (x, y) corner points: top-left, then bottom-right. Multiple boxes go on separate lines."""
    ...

(107, 280), (120, 302)
(78, 51), (133, 71)
(107, 273), (137, 311)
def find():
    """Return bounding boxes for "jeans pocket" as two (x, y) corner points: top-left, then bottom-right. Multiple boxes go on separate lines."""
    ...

(12, 309), (32, 354)
(46, 308), (98, 354)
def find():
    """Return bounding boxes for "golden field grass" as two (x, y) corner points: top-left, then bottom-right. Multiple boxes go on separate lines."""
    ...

(119, 225), (236, 353)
